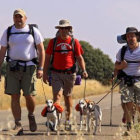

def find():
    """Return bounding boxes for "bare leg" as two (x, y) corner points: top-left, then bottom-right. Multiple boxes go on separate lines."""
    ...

(53, 91), (63, 104)
(64, 95), (72, 121)
(25, 95), (36, 114)
(11, 94), (21, 121)
(125, 102), (133, 123)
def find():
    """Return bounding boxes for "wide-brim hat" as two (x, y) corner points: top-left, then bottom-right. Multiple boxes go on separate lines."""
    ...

(55, 19), (72, 29)
(13, 9), (26, 17)
(121, 27), (140, 40)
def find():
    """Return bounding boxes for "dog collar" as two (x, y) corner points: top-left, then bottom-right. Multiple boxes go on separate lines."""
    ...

(47, 107), (56, 113)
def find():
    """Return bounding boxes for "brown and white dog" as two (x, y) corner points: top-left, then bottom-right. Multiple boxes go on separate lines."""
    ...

(87, 101), (102, 135)
(78, 99), (89, 131)
(46, 99), (62, 135)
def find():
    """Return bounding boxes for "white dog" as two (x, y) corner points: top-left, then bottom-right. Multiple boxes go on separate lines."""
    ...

(87, 101), (102, 135)
(78, 99), (89, 131)
(46, 99), (62, 135)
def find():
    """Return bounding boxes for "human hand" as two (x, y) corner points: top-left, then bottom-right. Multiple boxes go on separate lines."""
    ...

(43, 74), (49, 84)
(121, 60), (128, 69)
(82, 70), (88, 78)
(37, 70), (43, 79)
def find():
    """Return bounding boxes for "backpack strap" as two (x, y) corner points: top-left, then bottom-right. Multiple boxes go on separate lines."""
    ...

(28, 24), (37, 50)
(121, 45), (140, 63)
(6, 25), (13, 62)
(71, 37), (76, 61)
(51, 37), (57, 65)
(121, 45), (127, 61)
(50, 37), (76, 66)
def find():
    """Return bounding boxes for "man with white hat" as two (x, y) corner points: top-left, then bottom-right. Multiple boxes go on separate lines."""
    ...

(43, 19), (88, 130)
(0, 9), (45, 135)
(115, 27), (140, 135)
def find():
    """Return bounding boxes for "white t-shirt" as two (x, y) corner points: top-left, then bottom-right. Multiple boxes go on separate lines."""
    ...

(0, 24), (44, 66)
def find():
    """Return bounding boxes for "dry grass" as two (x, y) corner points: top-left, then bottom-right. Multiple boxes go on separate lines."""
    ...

(0, 77), (118, 110)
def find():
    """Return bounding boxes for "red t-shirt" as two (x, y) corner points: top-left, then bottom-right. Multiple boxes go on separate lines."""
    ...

(45, 36), (83, 70)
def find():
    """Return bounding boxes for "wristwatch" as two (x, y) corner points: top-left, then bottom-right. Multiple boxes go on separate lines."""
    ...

(37, 67), (43, 71)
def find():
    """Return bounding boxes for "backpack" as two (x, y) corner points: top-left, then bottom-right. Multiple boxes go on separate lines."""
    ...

(6, 24), (39, 71)
(117, 46), (127, 79)
(50, 36), (78, 73)
(117, 45), (139, 79)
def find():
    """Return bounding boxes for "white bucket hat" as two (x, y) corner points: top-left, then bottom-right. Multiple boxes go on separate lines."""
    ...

(55, 19), (72, 29)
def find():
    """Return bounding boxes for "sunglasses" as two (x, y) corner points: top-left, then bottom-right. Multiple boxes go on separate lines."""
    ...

(59, 27), (70, 30)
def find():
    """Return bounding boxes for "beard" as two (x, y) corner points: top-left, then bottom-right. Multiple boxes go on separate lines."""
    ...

(128, 40), (136, 46)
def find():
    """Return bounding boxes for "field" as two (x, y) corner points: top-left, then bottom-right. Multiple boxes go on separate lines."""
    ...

(0, 76), (118, 110)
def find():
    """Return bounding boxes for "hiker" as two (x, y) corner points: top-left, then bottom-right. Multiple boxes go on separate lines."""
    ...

(112, 68), (135, 124)
(43, 19), (88, 130)
(0, 9), (45, 135)
(115, 27), (140, 133)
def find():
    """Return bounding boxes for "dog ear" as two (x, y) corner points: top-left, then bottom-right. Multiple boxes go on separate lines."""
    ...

(85, 99), (90, 103)
(91, 101), (95, 105)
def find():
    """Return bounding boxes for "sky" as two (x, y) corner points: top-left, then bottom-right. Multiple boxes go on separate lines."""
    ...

(0, 0), (140, 62)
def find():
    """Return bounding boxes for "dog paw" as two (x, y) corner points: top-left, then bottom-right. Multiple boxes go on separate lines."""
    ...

(47, 132), (50, 136)
(54, 128), (57, 131)
(84, 128), (88, 131)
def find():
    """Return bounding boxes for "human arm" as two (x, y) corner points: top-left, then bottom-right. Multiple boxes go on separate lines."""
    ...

(43, 54), (51, 84)
(115, 60), (128, 70)
(76, 55), (88, 78)
(36, 42), (45, 79)
(0, 46), (7, 81)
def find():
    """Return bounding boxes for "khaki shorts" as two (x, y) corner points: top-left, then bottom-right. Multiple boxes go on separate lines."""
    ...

(5, 64), (37, 96)
(120, 81), (140, 104)
(51, 72), (76, 96)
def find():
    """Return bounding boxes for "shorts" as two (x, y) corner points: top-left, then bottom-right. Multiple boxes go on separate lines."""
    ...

(5, 64), (37, 96)
(120, 80), (140, 104)
(51, 72), (76, 96)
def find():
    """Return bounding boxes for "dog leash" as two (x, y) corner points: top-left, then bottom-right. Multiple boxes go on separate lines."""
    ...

(41, 78), (47, 102)
(83, 78), (87, 100)
(96, 79), (123, 104)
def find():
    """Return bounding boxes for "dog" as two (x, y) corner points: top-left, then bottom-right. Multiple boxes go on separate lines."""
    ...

(77, 99), (89, 131)
(87, 101), (102, 135)
(46, 99), (62, 135)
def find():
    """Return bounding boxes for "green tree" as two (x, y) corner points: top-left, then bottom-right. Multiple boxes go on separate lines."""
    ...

(79, 40), (114, 85)
(43, 38), (51, 50)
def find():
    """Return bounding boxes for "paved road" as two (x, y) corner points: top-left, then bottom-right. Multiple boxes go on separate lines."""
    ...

(0, 92), (137, 140)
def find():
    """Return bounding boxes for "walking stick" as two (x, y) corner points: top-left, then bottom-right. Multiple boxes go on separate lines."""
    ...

(110, 72), (114, 125)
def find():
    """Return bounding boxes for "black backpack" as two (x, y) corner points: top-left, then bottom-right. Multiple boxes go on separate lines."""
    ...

(50, 37), (78, 73)
(117, 45), (139, 79)
(7, 24), (38, 50)
(6, 24), (39, 71)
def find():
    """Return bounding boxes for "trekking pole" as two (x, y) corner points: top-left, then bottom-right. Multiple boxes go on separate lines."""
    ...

(110, 72), (114, 125)
(83, 78), (87, 100)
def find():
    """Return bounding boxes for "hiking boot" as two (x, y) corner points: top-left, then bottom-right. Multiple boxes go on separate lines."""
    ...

(127, 122), (132, 131)
(46, 121), (55, 131)
(28, 114), (37, 132)
(65, 120), (72, 131)
(123, 131), (130, 136)
(10, 122), (23, 136)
